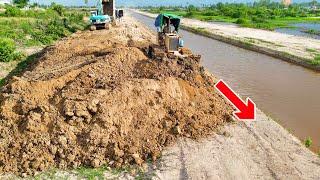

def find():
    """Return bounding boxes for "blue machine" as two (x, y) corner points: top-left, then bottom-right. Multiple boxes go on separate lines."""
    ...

(89, 0), (112, 31)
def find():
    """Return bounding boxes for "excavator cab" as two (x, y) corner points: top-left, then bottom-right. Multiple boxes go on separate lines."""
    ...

(155, 13), (180, 34)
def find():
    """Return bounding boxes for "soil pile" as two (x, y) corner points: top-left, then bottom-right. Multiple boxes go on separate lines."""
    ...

(0, 17), (232, 175)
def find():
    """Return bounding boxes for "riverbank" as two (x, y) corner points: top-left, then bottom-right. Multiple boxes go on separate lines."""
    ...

(134, 10), (320, 71)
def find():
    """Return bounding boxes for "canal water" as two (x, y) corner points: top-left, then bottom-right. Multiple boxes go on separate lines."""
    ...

(130, 12), (320, 151)
(275, 23), (320, 40)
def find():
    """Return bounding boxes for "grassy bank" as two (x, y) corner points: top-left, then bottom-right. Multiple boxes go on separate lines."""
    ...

(144, 2), (320, 30)
(0, 4), (89, 87)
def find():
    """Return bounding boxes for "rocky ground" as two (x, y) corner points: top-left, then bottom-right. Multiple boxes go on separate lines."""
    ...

(0, 16), (232, 177)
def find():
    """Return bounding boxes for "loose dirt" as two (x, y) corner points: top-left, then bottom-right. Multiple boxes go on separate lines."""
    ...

(0, 16), (232, 176)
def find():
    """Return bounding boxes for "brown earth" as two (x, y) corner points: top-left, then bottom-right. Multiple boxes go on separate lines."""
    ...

(0, 16), (232, 176)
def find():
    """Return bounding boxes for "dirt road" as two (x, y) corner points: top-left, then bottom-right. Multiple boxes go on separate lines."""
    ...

(0, 15), (319, 179)
(152, 109), (320, 179)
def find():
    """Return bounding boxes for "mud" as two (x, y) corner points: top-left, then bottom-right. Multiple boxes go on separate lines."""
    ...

(0, 17), (232, 176)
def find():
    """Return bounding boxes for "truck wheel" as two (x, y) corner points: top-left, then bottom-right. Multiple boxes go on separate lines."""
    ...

(90, 25), (96, 31)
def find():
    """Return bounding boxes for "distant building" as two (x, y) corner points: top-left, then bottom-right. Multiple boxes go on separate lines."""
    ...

(0, 0), (11, 5)
(282, 0), (292, 6)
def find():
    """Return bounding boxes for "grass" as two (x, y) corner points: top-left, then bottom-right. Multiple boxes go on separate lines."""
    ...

(13, 164), (155, 179)
(75, 166), (107, 180)
(304, 137), (313, 148)
(0, 5), (88, 62)
(306, 48), (318, 53)
(74, 165), (152, 180)
(304, 29), (320, 35)
(0, 5), (89, 87)
(309, 54), (320, 65)
(32, 169), (59, 180)
(0, 52), (38, 88)
(0, 78), (5, 87)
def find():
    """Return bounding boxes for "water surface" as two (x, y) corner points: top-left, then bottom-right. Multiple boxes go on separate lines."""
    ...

(276, 23), (320, 39)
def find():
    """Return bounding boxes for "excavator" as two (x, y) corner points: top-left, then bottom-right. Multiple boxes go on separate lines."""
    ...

(89, 0), (115, 31)
(149, 13), (189, 59)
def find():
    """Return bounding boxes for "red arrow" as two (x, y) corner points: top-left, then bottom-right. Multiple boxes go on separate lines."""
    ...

(214, 79), (256, 121)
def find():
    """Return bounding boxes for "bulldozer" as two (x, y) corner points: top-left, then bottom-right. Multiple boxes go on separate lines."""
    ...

(149, 13), (189, 59)
(89, 0), (115, 31)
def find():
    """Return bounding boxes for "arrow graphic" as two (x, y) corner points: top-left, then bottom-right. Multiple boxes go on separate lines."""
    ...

(214, 79), (256, 121)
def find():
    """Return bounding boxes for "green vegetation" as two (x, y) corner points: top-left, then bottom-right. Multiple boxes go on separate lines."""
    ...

(304, 29), (320, 35)
(306, 48), (317, 53)
(145, 0), (320, 30)
(309, 54), (320, 65)
(0, 38), (23, 62)
(32, 169), (59, 180)
(0, 5), (88, 46)
(304, 137), (313, 148)
(13, 0), (29, 8)
(0, 4), (89, 88)
(0, 4), (88, 62)
(0, 52), (38, 88)
(76, 166), (107, 180)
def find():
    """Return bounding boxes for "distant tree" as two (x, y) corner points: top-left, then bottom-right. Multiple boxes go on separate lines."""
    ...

(84, 0), (89, 6)
(30, 3), (38, 8)
(311, 0), (317, 6)
(187, 5), (197, 11)
(13, 0), (29, 8)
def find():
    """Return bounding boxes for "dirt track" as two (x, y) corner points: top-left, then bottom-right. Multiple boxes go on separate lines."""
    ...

(0, 16), (232, 176)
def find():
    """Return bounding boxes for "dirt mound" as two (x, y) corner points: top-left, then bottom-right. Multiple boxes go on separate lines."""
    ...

(0, 17), (232, 176)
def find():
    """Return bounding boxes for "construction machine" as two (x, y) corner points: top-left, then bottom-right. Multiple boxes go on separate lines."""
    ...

(149, 13), (187, 59)
(89, 0), (115, 31)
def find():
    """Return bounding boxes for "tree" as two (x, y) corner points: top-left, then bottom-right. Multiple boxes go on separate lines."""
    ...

(13, 0), (29, 8)
(311, 0), (317, 6)
(84, 0), (89, 6)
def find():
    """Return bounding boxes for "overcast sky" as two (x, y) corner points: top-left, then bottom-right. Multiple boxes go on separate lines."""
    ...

(29, 0), (317, 7)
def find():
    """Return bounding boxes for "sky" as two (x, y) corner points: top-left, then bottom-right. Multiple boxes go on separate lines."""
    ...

(29, 0), (317, 7)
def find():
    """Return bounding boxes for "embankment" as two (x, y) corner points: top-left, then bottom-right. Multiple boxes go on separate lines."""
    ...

(0, 14), (319, 179)
(134, 10), (320, 71)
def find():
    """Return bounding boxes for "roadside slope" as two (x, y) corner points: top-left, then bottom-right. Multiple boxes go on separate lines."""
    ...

(135, 10), (320, 71)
